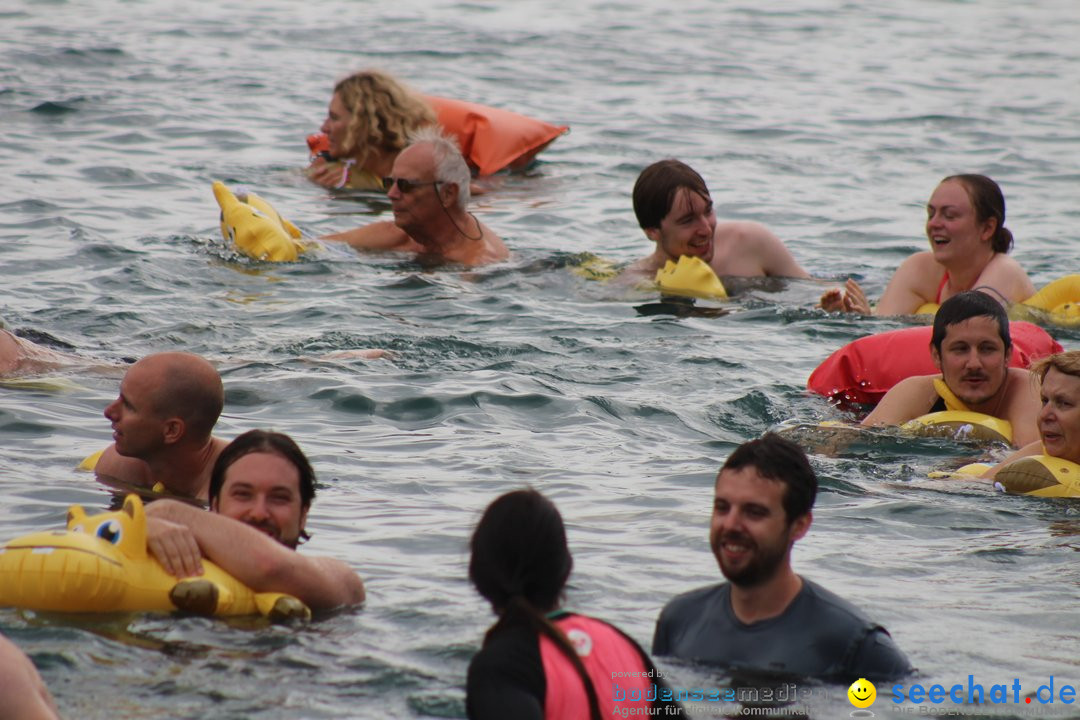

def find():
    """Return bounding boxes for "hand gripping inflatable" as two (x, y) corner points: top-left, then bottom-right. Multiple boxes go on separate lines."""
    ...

(213, 181), (307, 262)
(807, 322), (1062, 407)
(655, 256), (728, 300)
(994, 455), (1080, 497)
(0, 494), (310, 620)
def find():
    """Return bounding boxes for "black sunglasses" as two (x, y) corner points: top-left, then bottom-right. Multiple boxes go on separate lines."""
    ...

(382, 177), (440, 193)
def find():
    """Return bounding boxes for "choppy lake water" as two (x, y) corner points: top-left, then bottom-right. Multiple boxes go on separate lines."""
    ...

(2, 1), (1080, 718)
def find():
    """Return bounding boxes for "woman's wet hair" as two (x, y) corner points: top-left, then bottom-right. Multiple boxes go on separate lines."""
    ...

(633, 159), (711, 230)
(469, 489), (602, 720)
(333, 70), (436, 166)
(941, 174), (1013, 254)
(208, 429), (316, 513)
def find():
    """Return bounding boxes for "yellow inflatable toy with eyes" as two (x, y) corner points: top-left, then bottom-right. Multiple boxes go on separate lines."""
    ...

(213, 181), (309, 262)
(0, 494), (310, 619)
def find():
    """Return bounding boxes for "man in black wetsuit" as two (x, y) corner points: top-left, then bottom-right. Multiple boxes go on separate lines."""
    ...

(652, 433), (912, 681)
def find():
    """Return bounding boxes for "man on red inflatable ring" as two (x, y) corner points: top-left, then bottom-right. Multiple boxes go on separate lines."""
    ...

(861, 291), (1039, 446)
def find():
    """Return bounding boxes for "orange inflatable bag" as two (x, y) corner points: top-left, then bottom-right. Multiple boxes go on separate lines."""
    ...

(306, 98), (567, 177)
(421, 95), (567, 175)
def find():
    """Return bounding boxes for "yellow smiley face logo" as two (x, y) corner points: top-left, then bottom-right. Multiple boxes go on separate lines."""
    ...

(847, 677), (876, 708)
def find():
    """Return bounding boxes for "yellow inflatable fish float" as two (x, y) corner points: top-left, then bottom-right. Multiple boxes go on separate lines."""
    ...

(213, 181), (308, 262)
(0, 494), (310, 620)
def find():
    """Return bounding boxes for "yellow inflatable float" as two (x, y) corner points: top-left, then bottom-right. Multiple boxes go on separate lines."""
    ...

(0, 494), (310, 619)
(927, 455), (1080, 498)
(994, 455), (1080, 497)
(900, 379), (1013, 445)
(1014, 275), (1080, 328)
(915, 274), (1080, 327)
(568, 254), (729, 302)
(902, 410), (1012, 445)
(655, 256), (727, 300)
(213, 181), (310, 262)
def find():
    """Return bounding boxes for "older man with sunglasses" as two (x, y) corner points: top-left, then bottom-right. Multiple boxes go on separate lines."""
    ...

(323, 127), (507, 266)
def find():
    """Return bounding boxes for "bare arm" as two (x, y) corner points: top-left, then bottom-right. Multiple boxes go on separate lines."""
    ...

(145, 500), (365, 610)
(971, 254), (1036, 305)
(875, 253), (939, 315)
(861, 376), (936, 427)
(0, 635), (60, 720)
(753, 226), (810, 278)
(321, 221), (417, 252)
(0, 330), (21, 374)
(1005, 370), (1041, 448)
(94, 445), (153, 488)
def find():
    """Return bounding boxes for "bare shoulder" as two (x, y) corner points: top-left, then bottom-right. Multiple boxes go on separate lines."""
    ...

(0, 330), (18, 374)
(1006, 366), (1034, 382)
(889, 251), (944, 292)
(986, 252), (1027, 274)
(978, 253), (1035, 301)
(893, 373), (939, 396)
(715, 220), (778, 246)
(94, 445), (152, 487)
(0, 634), (59, 720)
(309, 555), (366, 606)
(481, 222), (509, 262)
(1005, 367), (1037, 397)
(714, 221), (808, 277)
(863, 374), (938, 426)
(209, 436), (229, 463)
(897, 251), (940, 273)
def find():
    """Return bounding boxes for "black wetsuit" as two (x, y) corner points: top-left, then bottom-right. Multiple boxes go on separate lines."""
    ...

(651, 578), (912, 682)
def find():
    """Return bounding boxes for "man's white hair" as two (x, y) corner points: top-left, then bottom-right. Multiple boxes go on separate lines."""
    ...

(408, 126), (471, 210)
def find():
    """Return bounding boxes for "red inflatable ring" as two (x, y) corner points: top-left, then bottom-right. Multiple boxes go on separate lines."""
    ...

(807, 322), (1062, 407)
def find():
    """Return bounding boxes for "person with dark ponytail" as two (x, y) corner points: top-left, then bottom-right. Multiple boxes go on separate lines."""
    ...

(466, 489), (680, 720)
(821, 174), (1034, 315)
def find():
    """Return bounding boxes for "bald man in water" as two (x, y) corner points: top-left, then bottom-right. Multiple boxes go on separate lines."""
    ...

(94, 352), (229, 502)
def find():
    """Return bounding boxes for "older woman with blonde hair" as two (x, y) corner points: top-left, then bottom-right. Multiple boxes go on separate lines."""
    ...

(983, 350), (1080, 480)
(307, 71), (436, 191)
